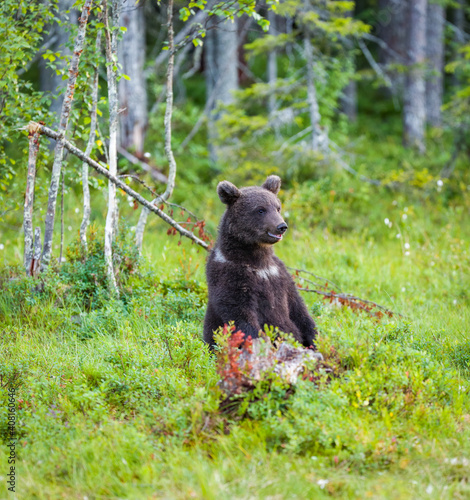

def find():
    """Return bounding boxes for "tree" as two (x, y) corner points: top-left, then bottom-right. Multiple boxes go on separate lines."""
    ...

(118, 0), (147, 155)
(40, 0), (93, 271)
(205, 16), (239, 163)
(403, 0), (427, 152)
(39, 0), (79, 119)
(425, 1), (445, 127)
(377, 0), (407, 94)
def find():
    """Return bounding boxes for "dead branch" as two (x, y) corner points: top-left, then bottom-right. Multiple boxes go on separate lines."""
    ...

(28, 122), (210, 250)
(298, 288), (400, 318)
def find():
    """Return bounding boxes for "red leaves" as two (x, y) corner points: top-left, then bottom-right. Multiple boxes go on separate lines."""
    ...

(216, 324), (254, 395)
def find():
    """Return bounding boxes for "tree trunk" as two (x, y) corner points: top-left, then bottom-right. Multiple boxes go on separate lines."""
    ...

(136, 0), (177, 253)
(104, 0), (121, 296)
(80, 31), (102, 251)
(24, 125), (41, 274)
(451, 0), (466, 88)
(267, 9), (278, 117)
(205, 17), (238, 163)
(39, 0), (79, 119)
(425, 2), (444, 127)
(41, 0), (93, 271)
(377, 0), (407, 95)
(118, 1), (147, 155)
(304, 32), (325, 151)
(403, 0), (427, 152)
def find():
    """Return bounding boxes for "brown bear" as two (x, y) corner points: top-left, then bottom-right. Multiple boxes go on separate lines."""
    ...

(203, 175), (318, 349)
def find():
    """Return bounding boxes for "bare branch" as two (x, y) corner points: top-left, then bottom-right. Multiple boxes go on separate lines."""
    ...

(29, 122), (210, 250)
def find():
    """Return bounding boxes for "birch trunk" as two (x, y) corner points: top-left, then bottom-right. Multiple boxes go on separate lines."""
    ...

(41, 0), (93, 271)
(205, 16), (238, 163)
(32, 227), (42, 277)
(80, 31), (102, 251)
(104, 0), (121, 296)
(425, 2), (444, 127)
(24, 124), (41, 274)
(403, 0), (427, 152)
(135, 0), (177, 253)
(118, 1), (147, 154)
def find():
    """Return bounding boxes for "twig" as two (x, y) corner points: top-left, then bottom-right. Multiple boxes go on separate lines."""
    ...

(118, 146), (168, 184)
(298, 288), (400, 318)
(286, 266), (341, 291)
(27, 122), (210, 250)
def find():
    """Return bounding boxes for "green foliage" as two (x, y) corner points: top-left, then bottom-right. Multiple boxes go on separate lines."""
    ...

(60, 222), (140, 309)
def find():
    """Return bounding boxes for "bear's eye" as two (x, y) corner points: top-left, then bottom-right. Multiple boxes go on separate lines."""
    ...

(277, 206), (281, 212)
(258, 208), (266, 214)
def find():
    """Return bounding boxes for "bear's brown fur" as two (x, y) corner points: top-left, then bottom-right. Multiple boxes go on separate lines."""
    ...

(203, 175), (318, 348)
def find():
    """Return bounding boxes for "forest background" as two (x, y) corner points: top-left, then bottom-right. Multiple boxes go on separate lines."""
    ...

(0, 0), (469, 498)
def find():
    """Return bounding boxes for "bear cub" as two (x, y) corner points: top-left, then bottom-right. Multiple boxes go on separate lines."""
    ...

(203, 175), (318, 349)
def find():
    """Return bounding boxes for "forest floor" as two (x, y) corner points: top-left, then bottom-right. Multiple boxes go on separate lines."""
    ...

(0, 172), (469, 498)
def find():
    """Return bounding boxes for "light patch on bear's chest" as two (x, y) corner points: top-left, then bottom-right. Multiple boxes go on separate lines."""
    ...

(213, 248), (227, 263)
(257, 265), (280, 280)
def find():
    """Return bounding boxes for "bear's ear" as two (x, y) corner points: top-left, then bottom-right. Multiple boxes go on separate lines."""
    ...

(217, 181), (241, 205)
(262, 175), (281, 195)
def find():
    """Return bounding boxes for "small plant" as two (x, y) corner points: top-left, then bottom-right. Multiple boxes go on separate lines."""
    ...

(61, 222), (140, 309)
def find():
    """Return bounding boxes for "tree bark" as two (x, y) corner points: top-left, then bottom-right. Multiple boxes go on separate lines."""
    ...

(24, 124), (41, 274)
(104, 0), (121, 296)
(425, 1), (444, 127)
(377, 0), (407, 95)
(32, 227), (42, 277)
(403, 0), (427, 152)
(303, 32), (325, 151)
(41, 0), (93, 271)
(205, 17), (239, 163)
(267, 9), (278, 117)
(80, 31), (102, 251)
(118, 1), (147, 154)
(136, 0), (177, 253)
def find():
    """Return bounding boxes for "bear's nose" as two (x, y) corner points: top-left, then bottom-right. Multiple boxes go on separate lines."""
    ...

(277, 222), (288, 234)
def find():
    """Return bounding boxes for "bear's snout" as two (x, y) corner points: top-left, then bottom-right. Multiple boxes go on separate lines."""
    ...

(277, 222), (288, 235)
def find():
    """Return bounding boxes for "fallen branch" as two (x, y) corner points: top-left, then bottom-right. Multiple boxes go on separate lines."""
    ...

(27, 122), (209, 250)
(298, 288), (399, 319)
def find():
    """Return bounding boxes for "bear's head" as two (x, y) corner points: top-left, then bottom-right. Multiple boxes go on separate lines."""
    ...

(217, 175), (288, 246)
